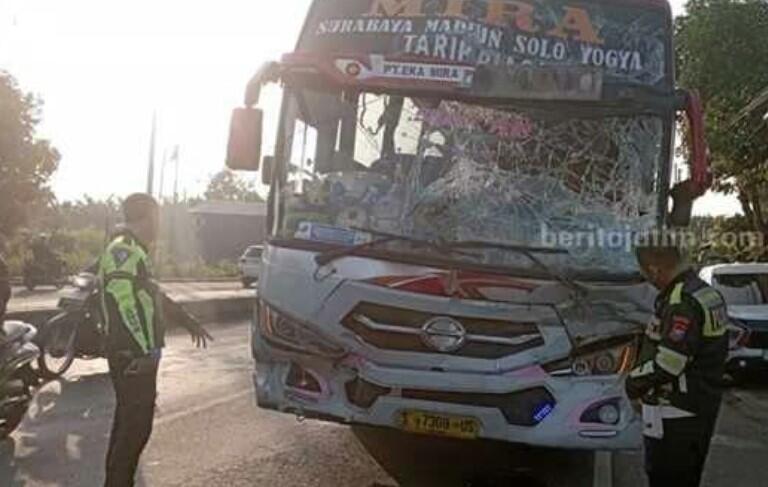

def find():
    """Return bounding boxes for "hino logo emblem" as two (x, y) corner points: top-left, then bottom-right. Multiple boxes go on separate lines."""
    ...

(420, 317), (467, 353)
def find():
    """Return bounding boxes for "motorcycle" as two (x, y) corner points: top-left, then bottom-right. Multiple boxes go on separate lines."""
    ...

(36, 271), (103, 379)
(22, 258), (66, 291)
(0, 320), (39, 439)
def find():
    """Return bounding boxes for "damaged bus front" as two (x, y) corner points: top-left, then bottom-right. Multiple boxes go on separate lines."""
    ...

(226, 0), (710, 451)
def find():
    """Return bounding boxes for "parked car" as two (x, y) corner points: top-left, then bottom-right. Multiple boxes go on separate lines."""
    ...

(239, 245), (263, 288)
(700, 263), (768, 374)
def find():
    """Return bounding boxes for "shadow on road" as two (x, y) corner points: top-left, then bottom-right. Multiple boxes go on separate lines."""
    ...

(728, 370), (768, 390)
(0, 373), (148, 487)
(353, 425), (589, 487)
(0, 438), (23, 487)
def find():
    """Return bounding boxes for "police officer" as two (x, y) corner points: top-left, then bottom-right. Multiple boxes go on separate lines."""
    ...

(100, 193), (213, 487)
(626, 239), (728, 487)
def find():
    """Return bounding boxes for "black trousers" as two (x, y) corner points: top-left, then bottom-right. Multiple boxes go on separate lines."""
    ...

(105, 354), (159, 487)
(644, 412), (719, 487)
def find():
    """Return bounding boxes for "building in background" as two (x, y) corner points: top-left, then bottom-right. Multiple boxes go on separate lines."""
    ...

(190, 201), (267, 264)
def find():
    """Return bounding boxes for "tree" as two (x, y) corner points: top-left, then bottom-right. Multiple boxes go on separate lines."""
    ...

(675, 0), (768, 232)
(29, 195), (122, 233)
(203, 169), (263, 202)
(0, 71), (60, 237)
(737, 85), (768, 123)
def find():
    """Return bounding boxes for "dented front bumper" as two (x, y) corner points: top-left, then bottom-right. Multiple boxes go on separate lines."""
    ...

(251, 329), (642, 450)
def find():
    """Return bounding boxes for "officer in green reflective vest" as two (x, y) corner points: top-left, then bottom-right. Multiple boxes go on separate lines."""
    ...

(626, 239), (728, 487)
(100, 193), (212, 487)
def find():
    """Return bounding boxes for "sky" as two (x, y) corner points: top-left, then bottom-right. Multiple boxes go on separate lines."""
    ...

(0, 0), (740, 215)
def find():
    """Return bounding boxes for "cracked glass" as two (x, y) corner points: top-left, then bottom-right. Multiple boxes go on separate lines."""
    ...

(278, 88), (664, 277)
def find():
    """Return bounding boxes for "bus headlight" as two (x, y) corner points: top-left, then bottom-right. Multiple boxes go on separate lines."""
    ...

(572, 341), (636, 376)
(544, 338), (637, 377)
(257, 302), (345, 358)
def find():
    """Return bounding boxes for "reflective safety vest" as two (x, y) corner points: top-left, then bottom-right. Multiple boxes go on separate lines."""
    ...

(628, 270), (728, 419)
(99, 232), (164, 355)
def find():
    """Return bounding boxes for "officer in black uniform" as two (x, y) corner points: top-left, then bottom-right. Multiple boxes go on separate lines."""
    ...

(626, 239), (729, 487)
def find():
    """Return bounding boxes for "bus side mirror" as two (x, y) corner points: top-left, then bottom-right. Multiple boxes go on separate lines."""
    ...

(669, 90), (712, 227)
(244, 62), (281, 106)
(226, 107), (263, 172)
(261, 155), (274, 185)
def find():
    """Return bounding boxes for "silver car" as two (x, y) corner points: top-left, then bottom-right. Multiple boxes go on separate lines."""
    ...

(238, 245), (263, 288)
(700, 263), (768, 374)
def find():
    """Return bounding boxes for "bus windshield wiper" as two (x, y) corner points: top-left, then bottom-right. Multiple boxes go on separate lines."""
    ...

(445, 240), (587, 297)
(314, 228), (478, 267)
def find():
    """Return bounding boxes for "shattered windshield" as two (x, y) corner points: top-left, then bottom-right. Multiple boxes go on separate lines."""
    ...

(277, 86), (664, 277)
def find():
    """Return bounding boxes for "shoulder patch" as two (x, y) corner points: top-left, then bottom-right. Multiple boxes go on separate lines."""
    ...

(668, 315), (692, 342)
(111, 247), (132, 267)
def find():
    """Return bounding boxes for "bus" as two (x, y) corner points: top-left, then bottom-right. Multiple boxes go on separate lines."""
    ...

(226, 0), (709, 459)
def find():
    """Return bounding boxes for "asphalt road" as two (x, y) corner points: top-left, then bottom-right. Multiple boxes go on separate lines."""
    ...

(1, 321), (766, 487)
(1, 321), (392, 487)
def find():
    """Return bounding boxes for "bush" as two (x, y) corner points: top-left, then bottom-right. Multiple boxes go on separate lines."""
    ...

(156, 257), (238, 279)
(4, 229), (239, 279)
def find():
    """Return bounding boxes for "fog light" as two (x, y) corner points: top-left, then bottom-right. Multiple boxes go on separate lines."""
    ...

(345, 377), (391, 409)
(285, 363), (322, 394)
(580, 398), (622, 425)
(597, 404), (620, 425)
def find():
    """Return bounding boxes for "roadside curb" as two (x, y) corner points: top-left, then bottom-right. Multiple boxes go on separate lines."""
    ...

(182, 296), (255, 323)
(8, 277), (239, 285)
(5, 296), (254, 327)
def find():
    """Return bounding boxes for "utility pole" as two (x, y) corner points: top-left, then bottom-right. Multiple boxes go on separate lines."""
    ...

(103, 194), (116, 246)
(146, 111), (157, 195)
(158, 148), (168, 201)
(168, 145), (181, 275)
(172, 145), (180, 205)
